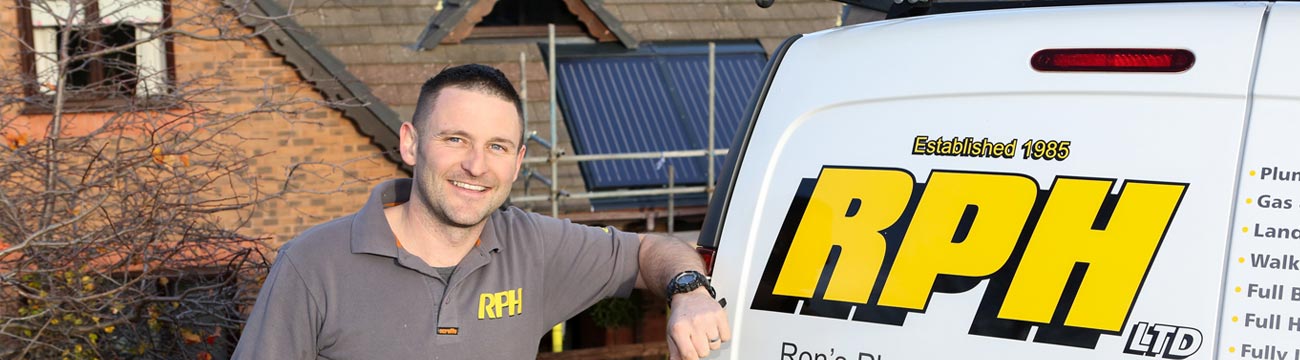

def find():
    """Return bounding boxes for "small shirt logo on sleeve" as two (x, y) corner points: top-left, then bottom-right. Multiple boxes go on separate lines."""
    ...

(478, 288), (523, 319)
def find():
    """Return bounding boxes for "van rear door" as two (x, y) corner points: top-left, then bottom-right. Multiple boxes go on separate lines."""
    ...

(709, 2), (1268, 359)
(1220, 2), (1300, 358)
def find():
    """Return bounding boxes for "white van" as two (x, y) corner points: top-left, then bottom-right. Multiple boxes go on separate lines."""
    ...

(697, 1), (1300, 359)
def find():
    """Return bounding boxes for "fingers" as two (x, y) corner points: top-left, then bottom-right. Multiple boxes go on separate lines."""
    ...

(670, 313), (727, 358)
(668, 291), (732, 359)
(706, 316), (723, 351)
(691, 329), (710, 359)
(668, 336), (682, 360)
(716, 308), (732, 343)
(670, 319), (703, 360)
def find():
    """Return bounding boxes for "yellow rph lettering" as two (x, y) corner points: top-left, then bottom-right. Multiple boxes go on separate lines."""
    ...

(771, 167), (913, 304)
(878, 172), (1037, 310)
(765, 168), (1186, 334)
(999, 179), (1185, 332)
(478, 288), (523, 319)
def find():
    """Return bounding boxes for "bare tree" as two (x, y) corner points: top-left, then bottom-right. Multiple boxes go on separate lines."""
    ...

(0, 0), (376, 358)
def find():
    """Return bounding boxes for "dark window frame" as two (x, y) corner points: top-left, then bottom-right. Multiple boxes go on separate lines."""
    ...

(460, 0), (614, 42)
(470, 0), (582, 39)
(15, 0), (176, 113)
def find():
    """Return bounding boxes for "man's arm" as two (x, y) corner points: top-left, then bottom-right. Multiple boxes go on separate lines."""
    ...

(635, 234), (731, 360)
(231, 251), (319, 360)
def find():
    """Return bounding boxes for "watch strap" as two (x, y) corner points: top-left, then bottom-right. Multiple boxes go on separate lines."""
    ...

(666, 270), (716, 302)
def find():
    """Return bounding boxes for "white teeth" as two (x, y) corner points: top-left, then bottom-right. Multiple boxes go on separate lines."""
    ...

(452, 181), (486, 191)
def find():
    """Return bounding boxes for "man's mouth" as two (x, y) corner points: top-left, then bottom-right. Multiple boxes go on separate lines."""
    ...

(451, 180), (488, 192)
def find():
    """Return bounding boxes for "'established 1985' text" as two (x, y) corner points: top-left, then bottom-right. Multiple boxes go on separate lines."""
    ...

(912, 136), (1071, 161)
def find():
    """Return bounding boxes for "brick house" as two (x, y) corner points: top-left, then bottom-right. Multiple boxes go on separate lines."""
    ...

(234, 0), (845, 352)
(246, 0), (846, 231)
(1, 0), (407, 248)
(1, 0), (406, 356)
(2, 0), (848, 256)
(2, 0), (852, 355)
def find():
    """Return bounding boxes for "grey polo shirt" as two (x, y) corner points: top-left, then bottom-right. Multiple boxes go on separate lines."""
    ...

(232, 179), (641, 359)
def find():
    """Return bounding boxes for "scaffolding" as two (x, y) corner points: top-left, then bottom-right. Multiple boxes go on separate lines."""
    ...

(513, 25), (728, 233)
(522, 25), (730, 355)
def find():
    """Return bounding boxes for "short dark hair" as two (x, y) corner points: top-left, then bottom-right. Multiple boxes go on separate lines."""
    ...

(411, 64), (525, 146)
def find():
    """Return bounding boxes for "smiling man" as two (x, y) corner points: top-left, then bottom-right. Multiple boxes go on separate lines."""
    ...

(233, 64), (729, 360)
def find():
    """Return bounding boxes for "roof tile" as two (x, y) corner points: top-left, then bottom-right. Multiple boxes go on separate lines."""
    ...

(618, 4), (648, 22)
(662, 22), (693, 39)
(715, 20), (742, 39)
(643, 4), (673, 21)
(670, 4), (699, 21)
(627, 22), (655, 41)
(379, 7), (409, 24)
(768, 20), (794, 37)
(716, 3), (743, 18)
(796, 19), (835, 34)
(344, 27), (373, 45)
(735, 21), (767, 38)
(370, 84), (416, 109)
(647, 23), (677, 41)
(771, 3), (800, 19)
(353, 7), (383, 25)
(387, 47), (429, 64)
(697, 4), (723, 21)
(739, 3), (768, 19)
(325, 45), (364, 63)
(688, 21), (717, 39)
(603, 5), (623, 19)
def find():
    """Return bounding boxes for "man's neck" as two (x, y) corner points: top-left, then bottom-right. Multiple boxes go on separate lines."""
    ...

(384, 200), (484, 268)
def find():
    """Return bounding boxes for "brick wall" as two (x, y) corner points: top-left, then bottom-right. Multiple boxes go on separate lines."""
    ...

(0, 0), (405, 249)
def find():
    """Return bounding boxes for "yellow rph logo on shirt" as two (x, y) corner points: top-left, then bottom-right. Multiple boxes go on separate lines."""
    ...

(478, 288), (523, 319)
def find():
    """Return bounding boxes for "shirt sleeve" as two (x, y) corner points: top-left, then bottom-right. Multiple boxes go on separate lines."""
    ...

(232, 245), (321, 360)
(535, 213), (641, 327)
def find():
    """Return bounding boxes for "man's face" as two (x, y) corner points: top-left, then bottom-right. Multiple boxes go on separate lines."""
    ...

(400, 86), (525, 228)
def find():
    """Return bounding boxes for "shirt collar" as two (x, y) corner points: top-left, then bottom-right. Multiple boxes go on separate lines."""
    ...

(351, 178), (503, 257)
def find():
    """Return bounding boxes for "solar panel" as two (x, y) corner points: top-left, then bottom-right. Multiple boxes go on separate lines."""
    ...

(553, 42), (767, 193)
(662, 53), (767, 177)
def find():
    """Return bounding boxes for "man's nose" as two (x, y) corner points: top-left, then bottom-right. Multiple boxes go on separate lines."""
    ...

(461, 146), (488, 177)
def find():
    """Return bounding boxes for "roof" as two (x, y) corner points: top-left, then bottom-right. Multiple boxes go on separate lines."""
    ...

(233, 0), (407, 166)
(232, 0), (843, 214)
(413, 0), (638, 49)
(604, 1), (840, 44)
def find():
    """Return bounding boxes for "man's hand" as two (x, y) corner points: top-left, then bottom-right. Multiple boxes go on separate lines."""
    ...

(632, 234), (730, 359)
(666, 288), (730, 360)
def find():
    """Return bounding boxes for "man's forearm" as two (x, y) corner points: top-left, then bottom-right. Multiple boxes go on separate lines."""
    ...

(635, 234), (706, 296)
(637, 234), (731, 360)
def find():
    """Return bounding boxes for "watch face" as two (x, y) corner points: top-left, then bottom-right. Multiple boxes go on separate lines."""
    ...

(677, 272), (700, 285)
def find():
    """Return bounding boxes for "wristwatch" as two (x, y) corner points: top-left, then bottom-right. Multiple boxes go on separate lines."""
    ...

(665, 270), (716, 302)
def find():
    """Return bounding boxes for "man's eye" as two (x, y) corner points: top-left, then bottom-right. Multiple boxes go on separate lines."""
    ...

(447, 137), (464, 143)
(491, 144), (507, 151)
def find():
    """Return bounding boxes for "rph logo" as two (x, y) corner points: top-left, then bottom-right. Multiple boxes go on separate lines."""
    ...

(478, 288), (523, 319)
(751, 167), (1188, 349)
(1123, 322), (1203, 359)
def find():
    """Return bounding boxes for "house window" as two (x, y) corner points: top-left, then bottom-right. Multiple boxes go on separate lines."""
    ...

(21, 0), (170, 103)
(548, 41), (769, 210)
(471, 0), (585, 39)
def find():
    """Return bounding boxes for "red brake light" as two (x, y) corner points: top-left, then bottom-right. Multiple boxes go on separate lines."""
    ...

(1032, 49), (1194, 72)
(696, 247), (717, 276)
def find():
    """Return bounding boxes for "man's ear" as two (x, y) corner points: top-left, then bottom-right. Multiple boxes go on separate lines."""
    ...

(399, 122), (418, 166)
